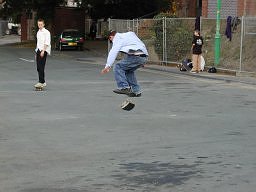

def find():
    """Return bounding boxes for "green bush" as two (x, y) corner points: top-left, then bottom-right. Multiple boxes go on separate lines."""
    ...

(153, 13), (193, 62)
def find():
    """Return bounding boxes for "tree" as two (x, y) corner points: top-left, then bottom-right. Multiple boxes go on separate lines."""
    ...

(0, 0), (170, 22)
(75, 0), (170, 20)
(0, 0), (25, 22)
(33, 0), (65, 23)
(0, 0), (65, 23)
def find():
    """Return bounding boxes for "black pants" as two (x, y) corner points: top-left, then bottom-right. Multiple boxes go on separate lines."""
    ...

(36, 50), (47, 83)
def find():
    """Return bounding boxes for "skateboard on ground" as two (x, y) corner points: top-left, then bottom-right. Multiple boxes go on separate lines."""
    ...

(182, 62), (192, 71)
(178, 58), (192, 71)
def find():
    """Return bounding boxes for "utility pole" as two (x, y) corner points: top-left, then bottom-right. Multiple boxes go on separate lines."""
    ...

(214, 0), (222, 66)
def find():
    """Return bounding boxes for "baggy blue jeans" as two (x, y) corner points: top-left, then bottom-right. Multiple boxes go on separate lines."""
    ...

(113, 54), (147, 94)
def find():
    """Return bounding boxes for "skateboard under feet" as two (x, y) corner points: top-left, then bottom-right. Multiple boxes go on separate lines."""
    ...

(34, 86), (44, 91)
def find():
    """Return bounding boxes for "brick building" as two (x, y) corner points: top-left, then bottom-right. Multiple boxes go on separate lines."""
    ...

(21, 7), (85, 41)
(202, 0), (256, 18)
(20, 0), (85, 41)
(171, 0), (201, 17)
(173, 0), (255, 18)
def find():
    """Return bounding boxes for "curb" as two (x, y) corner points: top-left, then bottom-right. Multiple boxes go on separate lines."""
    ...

(144, 64), (256, 86)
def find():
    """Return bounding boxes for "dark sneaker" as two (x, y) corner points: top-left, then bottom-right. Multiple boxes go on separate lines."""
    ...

(128, 92), (142, 97)
(113, 88), (131, 95)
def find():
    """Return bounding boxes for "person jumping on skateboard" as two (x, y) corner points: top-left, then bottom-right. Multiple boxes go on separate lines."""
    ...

(101, 30), (148, 97)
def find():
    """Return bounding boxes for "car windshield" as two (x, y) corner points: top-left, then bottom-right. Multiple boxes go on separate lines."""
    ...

(63, 31), (81, 37)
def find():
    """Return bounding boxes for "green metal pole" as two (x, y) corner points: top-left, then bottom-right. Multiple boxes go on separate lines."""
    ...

(214, 0), (222, 66)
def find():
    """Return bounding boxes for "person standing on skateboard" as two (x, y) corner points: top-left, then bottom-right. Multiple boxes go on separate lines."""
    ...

(101, 30), (148, 97)
(34, 19), (51, 89)
(191, 30), (203, 73)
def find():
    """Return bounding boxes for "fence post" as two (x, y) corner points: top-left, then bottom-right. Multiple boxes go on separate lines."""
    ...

(132, 19), (134, 32)
(162, 17), (167, 65)
(239, 16), (244, 72)
(108, 18), (111, 52)
(136, 19), (139, 35)
(214, 0), (221, 66)
(200, 16), (202, 31)
(164, 17), (167, 64)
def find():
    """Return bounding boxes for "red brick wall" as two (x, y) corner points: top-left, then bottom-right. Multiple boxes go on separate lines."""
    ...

(202, 0), (256, 17)
(20, 13), (28, 41)
(53, 7), (85, 35)
(174, 0), (198, 17)
(237, 0), (244, 16)
(244, 0), (256, 16)
(202, 0), (208, 17)
(21, 8), (86, 40)
(187, 0), (197, 17)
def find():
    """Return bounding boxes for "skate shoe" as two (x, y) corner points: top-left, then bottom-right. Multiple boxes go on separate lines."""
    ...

(34, 82), (43, 88)
(34, 82), (46, 88)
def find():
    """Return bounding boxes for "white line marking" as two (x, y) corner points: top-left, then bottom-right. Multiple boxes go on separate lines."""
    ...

(19, 58), (34, 63)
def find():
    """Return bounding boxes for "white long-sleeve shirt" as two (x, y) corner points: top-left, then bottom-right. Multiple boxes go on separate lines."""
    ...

(36, 28), (51, 55)
(105, 32), (148, 68)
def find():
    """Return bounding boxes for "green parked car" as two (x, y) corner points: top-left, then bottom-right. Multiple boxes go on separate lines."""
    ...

(55, 29), (85, 51)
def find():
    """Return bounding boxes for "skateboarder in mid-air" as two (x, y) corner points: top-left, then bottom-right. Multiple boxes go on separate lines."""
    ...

(101, 30), (148, 97)
(34, 18), (51, 90)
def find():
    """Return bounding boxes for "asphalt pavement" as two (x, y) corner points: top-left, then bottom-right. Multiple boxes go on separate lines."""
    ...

(0, 41), (256, 192)
(0, 34), (21, 45)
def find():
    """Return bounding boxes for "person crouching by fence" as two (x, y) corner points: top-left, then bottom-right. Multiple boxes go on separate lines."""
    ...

(191, 30), (203, 73)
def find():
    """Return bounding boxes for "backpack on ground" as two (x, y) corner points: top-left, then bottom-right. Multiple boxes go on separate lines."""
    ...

(179, 58), (192, 71)
(180, 56), (205, 72)
(208, 66), (217, 73)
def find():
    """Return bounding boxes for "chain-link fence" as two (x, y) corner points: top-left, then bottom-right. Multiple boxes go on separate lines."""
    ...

(85, 19), (108, 40)
(241, 16), (256, 72)
(201, 17), (241, 71)
(109, 17), (256, 73)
